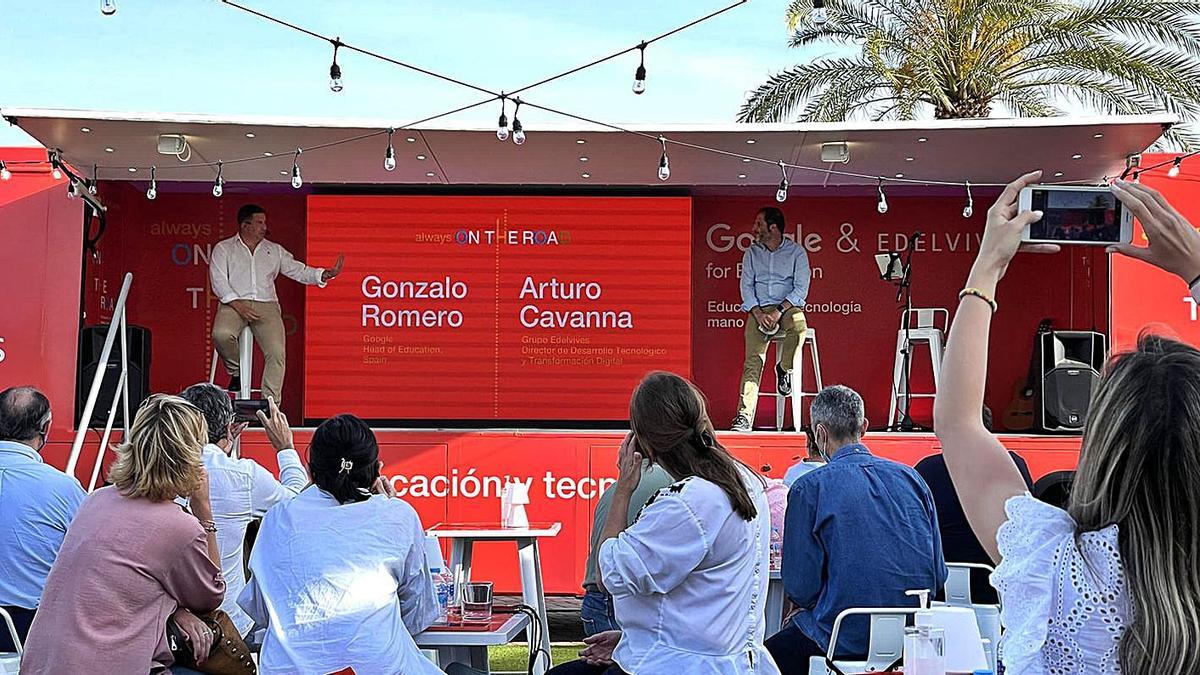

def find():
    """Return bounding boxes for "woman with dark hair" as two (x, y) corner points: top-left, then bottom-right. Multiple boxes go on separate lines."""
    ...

(237, 413), (443, 674)
(549, 372), (781, 674)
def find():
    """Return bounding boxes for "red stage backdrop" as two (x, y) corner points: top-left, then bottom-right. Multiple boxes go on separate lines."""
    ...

(304, 195), (693, 422)
(1111, 153), (1200, 351)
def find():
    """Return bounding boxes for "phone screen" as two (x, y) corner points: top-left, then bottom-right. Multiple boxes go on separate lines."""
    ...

(232, 399), (269, 423)
(1028, 189), (1124, 243)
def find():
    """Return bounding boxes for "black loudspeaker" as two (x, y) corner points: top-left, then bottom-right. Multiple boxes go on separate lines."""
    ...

(1037, 330), (1106, 432)
(76, 325), (151, 427)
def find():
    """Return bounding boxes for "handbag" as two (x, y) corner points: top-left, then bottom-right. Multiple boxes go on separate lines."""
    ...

(167, 609), (257, 675)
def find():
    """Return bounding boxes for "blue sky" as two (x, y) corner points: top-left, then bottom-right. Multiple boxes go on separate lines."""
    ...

(0, 0), (843, 146)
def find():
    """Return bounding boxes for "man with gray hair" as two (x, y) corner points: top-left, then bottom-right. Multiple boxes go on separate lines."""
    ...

(765, 385), (946, 674)
(179, 384), (308, 638)
(0, 386), (86, 651)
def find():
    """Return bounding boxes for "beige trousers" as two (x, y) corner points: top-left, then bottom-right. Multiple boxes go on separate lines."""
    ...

(736, 305), (808, 419)
(212, 300), (286, 402)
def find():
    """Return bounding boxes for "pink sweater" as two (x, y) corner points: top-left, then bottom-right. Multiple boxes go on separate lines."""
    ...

(20, 486), (225, 674)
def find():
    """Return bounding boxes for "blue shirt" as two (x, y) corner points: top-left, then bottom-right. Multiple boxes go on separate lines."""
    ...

(0, 440), (86, 608)
(783, 443), (946, 656)
(740, 238), (811, 311)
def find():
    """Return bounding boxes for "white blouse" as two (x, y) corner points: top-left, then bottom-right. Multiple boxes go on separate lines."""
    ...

(991, 495), (1129, 675)
(238, 487), (442, 675)
(598, 470), (781, 675)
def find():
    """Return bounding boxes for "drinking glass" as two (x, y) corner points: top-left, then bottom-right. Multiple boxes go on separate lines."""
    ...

(462, 581), (494, 623)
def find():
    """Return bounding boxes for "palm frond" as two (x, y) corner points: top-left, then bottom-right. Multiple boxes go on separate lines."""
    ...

(738, 58), (885, 122)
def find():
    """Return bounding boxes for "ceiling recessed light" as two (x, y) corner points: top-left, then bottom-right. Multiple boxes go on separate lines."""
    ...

(104, 147), (114, 153)
(406, 137), (416, 143)
(1093, 133), (1103, 138)
(746, 139), (756, 144)
(737, 174), (747, 179)
(895, 173), (905, 178)
(245, 132), (255, 138)
(263, 152), (273, 157)
(742, 158), (752, 163)
(579, 156), (589, 162)
(576, 139), (586, 145)
(416, 154), (426, 160)
(1054, 172), (1065, 177)
(581, 172), (591, 179)
(905, 157), (914, 162)
(80, 127), (91, 133)
(917, 137), (928, 143)
(426, 172), (436, 177)
(280, 171), (288, 175)
(1072, 154), (1083, 160)
(128, 167), (137, 173)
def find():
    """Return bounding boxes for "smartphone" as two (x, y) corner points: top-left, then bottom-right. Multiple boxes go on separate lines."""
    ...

(232, 398), (269, 423)
(1018, 185), (1133, 245)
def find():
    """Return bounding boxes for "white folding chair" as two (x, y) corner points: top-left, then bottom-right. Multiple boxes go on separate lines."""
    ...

(0, 607), (23, 674)
(807, 607), (915, 675)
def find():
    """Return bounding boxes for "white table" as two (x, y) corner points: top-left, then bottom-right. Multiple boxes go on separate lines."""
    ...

(427, 522), (562, 675)
(415, 612), (531, 672)
(765, 569), (785, 636)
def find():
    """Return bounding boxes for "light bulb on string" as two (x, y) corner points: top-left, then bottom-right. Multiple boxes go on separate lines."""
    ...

(633, 42), (647, 95)
(1132, 171), (1141, 184)
(776, 161), (790, 203)
(67, 180), (78, 200)
(0, 162), (10, 181)
(1169, 157), (1183, 178)
(657, 136), (671, 181)
(877, 177), (889, 214)
(812, 0), (828, 25)
(512, 99), (526, 145)
(147, 167), (157, 200)
(101, 0), (116, 16)
(962, 181), (974, 218)
(212, 162), (225, 198)
(291, 149), (304, 188)
(90, 164), (99, 195)
(328, 39), (344, 92)
(496, 96), (510, 141)
(384, 129), (396, 171)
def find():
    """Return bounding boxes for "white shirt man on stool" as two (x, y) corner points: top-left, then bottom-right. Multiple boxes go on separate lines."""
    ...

(209, 203), (343, 402)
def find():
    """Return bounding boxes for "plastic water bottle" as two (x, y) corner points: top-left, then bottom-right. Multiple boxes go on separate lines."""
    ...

(769, 526), (783, 571)
(431, 568), (456, 623)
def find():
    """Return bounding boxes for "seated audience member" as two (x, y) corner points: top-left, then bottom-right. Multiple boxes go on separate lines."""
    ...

(238, 414), (444, 675)
(549, 372), (781, 675)
(914, 407), (1032, 604)
(935, 174), (1200, 673)
(580, 459), (672, 637)
(767, 385), (946, 674)
(21, 395), (224, 674)
(0, 386), (86, 651)
(179, 385), (308, 638)
(782, 427), (825, 487)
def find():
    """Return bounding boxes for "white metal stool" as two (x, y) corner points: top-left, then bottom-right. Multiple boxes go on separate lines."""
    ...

(209, 325), (259, 400)
(888, 308), (948, 429)
(757, 328), (823, 432)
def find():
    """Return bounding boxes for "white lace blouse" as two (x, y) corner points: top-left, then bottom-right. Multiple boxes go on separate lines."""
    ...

(991, 494), (1130, 675)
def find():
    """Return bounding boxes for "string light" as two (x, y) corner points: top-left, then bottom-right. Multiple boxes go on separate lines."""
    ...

(147, 167), (157, 200)
(89, 164), (99, 195)
(101, 0), (116, 16)
(67, 180), (79, 199)
(1169, 157), (1183, 178)
(657, 136), (671, 180)
(776, 161), (789, 203)
(962, 181), (974, 218)
(329, 38), (344, 92)
(512, 99), (526, 145)
(384, 128), (396, 171)
(0, 162), (10, 181)
(877, 177), (889, 214)
(496, 96), (510, 141)
(291, 149), (304, 188)
(811, 0), (828, 25)
(212, 161), (225, 197)
(633, 42), (647, 95)
(1133, 171), (1141, 184)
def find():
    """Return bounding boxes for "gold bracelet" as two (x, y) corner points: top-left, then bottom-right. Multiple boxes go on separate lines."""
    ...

(199, 520), (218, 533)
(959, 287), (998, 312)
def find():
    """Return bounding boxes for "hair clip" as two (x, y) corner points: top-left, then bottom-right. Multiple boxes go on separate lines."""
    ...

(339, 458), (354, 474)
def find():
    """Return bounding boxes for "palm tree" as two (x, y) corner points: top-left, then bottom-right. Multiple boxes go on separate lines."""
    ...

(739, 0), (1200, 146)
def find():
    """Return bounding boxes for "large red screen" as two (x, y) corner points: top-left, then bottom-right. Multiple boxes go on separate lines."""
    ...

(304, 195), (692, 422)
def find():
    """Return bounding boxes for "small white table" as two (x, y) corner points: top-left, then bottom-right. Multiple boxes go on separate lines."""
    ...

(427, 522), (562, 675)
(765, 569), (786, 636)
(415, 612), (531, 672)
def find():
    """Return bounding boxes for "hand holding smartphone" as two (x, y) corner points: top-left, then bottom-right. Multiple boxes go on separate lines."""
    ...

(1018, 184), (1134, 245)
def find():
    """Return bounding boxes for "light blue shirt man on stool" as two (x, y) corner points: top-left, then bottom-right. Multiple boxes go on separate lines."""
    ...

(733, 207), (811, 432)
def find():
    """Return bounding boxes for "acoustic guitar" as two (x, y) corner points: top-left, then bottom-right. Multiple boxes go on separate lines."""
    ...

(1002, 318), (1053, 431)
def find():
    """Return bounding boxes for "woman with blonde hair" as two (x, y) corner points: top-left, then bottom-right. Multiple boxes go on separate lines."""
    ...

(935, 173), (1200, 674)
(21, 394), (225, 674)
(549, 372), (780, 674)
